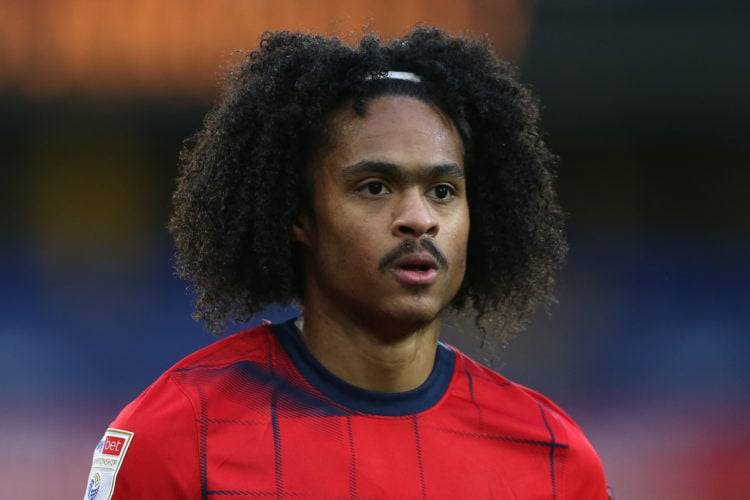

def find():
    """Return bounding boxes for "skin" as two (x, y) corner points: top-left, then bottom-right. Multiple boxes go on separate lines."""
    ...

(292, 96), (469, 392)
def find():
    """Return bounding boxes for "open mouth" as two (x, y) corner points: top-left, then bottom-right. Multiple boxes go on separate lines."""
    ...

(393, 265), (438, 285)
(387, 251), (440, 285)
(401, 264), (432, 272)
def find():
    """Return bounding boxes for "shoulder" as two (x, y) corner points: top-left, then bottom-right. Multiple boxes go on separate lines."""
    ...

(449, 348), (610, 499)
(167, 321), (277, 373)
(450, 348), (586, 430)
(114, 323), (275, 428)
(83, 323), (276, 499)
(115, 322), (277, 432)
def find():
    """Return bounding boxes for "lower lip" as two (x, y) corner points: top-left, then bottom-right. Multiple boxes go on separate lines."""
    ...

(393, 268), (438, 285)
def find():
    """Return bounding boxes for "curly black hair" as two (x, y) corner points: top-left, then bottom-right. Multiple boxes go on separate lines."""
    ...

(169, 26), (567, 340)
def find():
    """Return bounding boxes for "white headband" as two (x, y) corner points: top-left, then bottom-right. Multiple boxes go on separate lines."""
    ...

(366, 71), (421, 83)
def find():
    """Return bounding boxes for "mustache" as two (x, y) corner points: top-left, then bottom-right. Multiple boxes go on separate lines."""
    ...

(378, 239), (449, 271)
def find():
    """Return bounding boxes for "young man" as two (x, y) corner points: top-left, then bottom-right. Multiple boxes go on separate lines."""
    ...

(84, 27), (610, 499)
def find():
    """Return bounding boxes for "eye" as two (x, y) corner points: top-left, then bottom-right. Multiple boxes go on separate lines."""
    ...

(427, 184), (456, 201)
(357, 181), (391, 196)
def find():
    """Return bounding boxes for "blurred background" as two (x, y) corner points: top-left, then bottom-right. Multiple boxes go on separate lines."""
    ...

(1, 0), (748, 497)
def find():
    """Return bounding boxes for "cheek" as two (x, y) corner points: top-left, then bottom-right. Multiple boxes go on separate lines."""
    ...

(315, 216), (375, 265)
(447, 219), (470, 275)
(447, 212), (470, 249)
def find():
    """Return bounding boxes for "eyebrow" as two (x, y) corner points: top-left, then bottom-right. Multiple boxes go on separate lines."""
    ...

(340, 160), (465, 183)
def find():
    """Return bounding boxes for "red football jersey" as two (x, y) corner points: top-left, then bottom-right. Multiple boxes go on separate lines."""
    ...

(84, 319), (609, 499)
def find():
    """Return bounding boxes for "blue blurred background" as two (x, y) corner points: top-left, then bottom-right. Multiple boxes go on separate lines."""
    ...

(1, 1), (748, 498)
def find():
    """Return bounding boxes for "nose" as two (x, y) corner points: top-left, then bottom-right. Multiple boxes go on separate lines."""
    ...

(391, 188), (439, 238)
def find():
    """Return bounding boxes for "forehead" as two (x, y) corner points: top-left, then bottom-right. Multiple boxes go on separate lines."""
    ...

(318, 96), (464, 172)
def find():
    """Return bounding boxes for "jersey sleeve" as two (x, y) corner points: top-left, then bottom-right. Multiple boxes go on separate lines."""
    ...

(525, 387), (610, 500)
(83, 374), (201, 499)
(555, 409), (609, 499)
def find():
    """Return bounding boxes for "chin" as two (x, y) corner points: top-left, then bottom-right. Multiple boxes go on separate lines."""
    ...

(370, 298), (447, 332)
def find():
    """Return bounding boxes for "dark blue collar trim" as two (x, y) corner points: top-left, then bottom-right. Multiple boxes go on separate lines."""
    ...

(271, 318), (455, 416)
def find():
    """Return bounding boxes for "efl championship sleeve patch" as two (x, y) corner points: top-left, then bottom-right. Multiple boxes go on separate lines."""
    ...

(83, 428), (134, 500)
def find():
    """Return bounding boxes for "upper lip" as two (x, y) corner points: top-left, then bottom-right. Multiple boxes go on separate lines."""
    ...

(391, 252), (439, 270)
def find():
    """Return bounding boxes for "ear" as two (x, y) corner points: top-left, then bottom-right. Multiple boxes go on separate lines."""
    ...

(291, 213), (314, 247)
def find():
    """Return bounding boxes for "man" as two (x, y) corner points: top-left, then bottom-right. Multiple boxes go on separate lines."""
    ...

(84, 27), (609, 499)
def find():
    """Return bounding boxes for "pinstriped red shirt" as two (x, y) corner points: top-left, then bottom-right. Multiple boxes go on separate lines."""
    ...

(86, 319), (608, 499)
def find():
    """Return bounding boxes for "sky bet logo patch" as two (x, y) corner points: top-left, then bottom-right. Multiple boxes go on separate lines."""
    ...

(83, 428), (134, 500)
(102, 436), (126, 456)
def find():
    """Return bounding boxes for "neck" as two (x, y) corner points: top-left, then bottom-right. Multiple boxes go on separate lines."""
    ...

(296, 308), (441, 393)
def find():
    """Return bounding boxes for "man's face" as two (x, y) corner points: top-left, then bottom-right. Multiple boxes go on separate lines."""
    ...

(294, 95), (469, 336)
